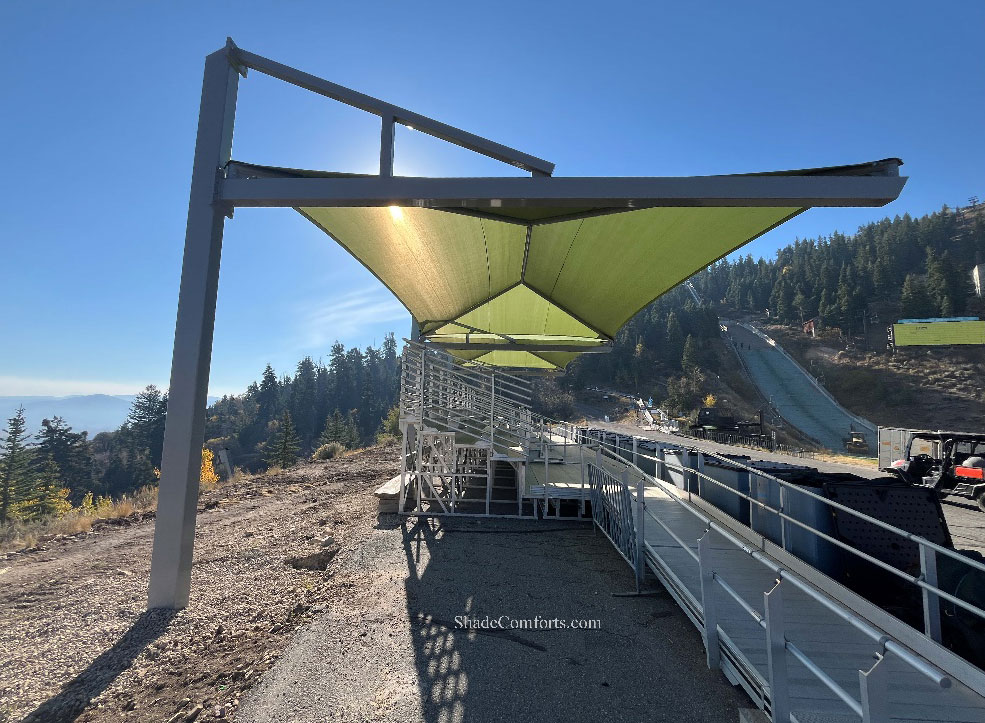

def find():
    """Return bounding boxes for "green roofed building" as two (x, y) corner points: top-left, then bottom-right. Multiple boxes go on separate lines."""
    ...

(892, 319), (985, 347)
(147, 39), (907, 609)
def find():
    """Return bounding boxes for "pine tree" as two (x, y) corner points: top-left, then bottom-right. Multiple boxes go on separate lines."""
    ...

(665, 313), (684, 368)
(126, 385), (168, 468)
(290, 357), (318, 447)
(681, 334), (700, 373)
(23, 456), (71, 521)
(344, 410), (361, 448)
(0, 407), (33, 523)
(256, 364), (280, 426)
(266, 412), (300, 469)
(319, 410), (345, 446)
(36, 417), (93, 499)
(900, 274), (935, 318)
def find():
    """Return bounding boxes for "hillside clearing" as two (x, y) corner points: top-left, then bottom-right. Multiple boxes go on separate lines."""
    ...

(0, 444), (399, 723)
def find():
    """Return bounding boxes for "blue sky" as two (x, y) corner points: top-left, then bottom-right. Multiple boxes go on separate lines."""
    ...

(1, 1), (982, 396)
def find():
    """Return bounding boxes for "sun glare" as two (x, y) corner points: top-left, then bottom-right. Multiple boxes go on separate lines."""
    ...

(389, 206), (404, 221)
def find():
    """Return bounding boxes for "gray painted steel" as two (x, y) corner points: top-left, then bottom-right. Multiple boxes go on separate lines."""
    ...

(230, 44), (555, 176)
(219, 173), (907, 209)
(620, 455), (985, 722)
(148, 50), (239, 609)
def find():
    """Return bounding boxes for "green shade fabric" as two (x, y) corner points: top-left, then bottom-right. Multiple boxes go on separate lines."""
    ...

(299, 204), (801, 368)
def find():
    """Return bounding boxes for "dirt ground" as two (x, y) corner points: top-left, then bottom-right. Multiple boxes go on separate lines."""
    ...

(4, 432), (982, 723)
(765, 324), (985, 432)
(1, 440), (747, 723)
(237, 516), (746, 723)
(0, 443), (400, 723)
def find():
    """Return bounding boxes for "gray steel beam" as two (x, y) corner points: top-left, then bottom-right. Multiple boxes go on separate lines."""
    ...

(147, 47), (239, 609)
(219, 173), (907, 209)
(230, 46), (555, 177)
(380, 114), (395, 177)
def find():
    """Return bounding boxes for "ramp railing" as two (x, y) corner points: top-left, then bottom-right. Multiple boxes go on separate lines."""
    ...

(575, 429), (985, 716)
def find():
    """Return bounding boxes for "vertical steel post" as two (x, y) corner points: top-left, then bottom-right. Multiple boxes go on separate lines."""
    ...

(489, 374), (495, 448)
(399, 424), (409, 512)
(656, 447), (666, 482)
(579, 442), (587, 516)
(696, 451), (705, 499)
(485, 448), (492, 516)
(379, 114), (395, 176)
(635, 475), (645, 592)
(778, 485), (788, 551)
(148, 48), (240, 610)
(544, 436), (550, 517)
(920, 544), (942, 642)
(859, 652), (889, 723)
(632, 436), (638, 468)
(698, 531), (720, 669)
(681, 449), (692, 500)
(764, 581), (790, 723)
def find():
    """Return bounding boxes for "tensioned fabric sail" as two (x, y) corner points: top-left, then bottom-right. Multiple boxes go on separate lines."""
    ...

(239, 158), (903, 370)
(298, 204), (798, 367)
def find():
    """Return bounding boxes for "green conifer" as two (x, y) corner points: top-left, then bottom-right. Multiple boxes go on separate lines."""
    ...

(0, 407), (33, 523)
(266, 412), (300, 469)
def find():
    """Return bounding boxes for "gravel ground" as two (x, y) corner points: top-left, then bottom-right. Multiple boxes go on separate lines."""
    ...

(238, 517), (747, 723)
(2, 425), (981, 723)
(0, 443), (400, 723)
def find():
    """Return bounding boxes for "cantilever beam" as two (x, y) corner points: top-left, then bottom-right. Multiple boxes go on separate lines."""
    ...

(219, 172), (907, 209)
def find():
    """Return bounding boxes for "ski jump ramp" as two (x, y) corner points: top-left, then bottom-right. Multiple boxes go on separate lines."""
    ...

(725, 322), (877, 454)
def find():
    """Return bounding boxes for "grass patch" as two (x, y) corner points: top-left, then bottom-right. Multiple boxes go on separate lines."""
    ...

(0, 485), (161, 554)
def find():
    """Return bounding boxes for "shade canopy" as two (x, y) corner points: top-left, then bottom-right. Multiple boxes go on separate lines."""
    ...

(226, 158), (906, 370)
(299, 204), (797, 368)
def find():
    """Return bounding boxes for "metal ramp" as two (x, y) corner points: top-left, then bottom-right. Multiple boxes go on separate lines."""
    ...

(587, 441), (985, 723)
(396, 342), (985, 721)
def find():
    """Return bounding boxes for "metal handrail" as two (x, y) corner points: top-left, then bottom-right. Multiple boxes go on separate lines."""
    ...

(567, 425), (985, 585)
(586, 448), (953, 692)
(590, 460), (903, 716)
(399, 344), (970, 720)
(617, 438), (985, 625)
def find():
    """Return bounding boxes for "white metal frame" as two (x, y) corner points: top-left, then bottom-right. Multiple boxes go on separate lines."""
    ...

(584, 438), (985, 722)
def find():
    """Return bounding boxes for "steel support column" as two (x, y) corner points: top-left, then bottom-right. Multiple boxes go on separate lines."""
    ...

(148, 48), (240, 609)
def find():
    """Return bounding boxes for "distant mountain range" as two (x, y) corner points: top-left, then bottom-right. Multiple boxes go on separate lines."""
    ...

(0, 395), (220, 437)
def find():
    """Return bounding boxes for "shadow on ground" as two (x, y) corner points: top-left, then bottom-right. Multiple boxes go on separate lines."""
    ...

(21, 609), (176, 723)
(400, 517), (745, 723)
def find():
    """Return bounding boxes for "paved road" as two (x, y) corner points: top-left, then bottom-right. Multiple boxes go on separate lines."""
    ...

(725, 322), (876, 454)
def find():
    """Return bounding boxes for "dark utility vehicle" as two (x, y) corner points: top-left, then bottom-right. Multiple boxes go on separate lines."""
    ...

(843, 429), (868, 452)
(884, 431), (985, 512)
